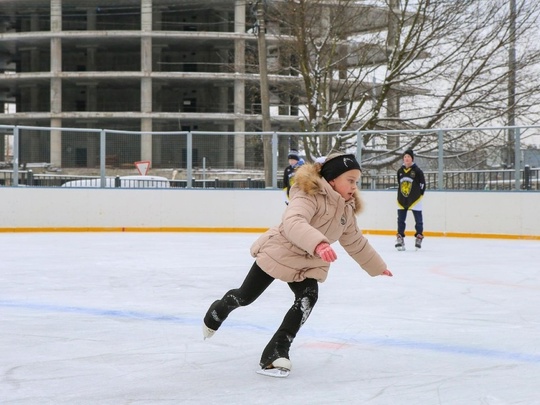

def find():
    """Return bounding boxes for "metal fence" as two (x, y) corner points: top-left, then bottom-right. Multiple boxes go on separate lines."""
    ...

(1, 124), (539, 191)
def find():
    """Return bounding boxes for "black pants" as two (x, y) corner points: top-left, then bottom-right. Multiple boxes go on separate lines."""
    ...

(204, 261), (319, 368)
(397, 209), (424, 237)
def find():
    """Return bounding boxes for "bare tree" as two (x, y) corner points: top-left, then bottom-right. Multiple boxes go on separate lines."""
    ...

(266, 0), (540, 169)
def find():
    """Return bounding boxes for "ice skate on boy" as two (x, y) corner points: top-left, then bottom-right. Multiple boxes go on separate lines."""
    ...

(395, 233), (405, 251)
(415, 234), (424, 250)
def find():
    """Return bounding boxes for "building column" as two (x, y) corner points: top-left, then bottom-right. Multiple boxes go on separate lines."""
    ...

(141, 0), (153, 164)
(152, 0), (163, 165)
(83, 24), (100, 167)
(234, 0), (246, 169)
(50, 0), (62, 167)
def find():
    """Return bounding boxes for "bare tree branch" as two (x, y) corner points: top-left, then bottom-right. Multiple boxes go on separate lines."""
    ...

(265, 0), (540, 169)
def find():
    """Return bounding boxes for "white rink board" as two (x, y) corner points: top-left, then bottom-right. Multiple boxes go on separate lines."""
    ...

(0, 187), (538, 237)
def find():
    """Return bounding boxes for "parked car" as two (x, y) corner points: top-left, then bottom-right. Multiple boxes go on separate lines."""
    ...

(61, 175), (170, 188)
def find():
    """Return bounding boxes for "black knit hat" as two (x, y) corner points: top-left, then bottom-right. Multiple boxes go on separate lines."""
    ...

(320, 153), (361, 182)
(403, 149), (414, 160)
(287, 149), (300, 160)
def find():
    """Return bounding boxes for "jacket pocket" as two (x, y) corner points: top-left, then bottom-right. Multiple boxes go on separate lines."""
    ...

(250, 232), (273, 257)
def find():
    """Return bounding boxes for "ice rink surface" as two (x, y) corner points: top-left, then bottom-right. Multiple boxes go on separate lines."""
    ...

(1, 232), (539, 405)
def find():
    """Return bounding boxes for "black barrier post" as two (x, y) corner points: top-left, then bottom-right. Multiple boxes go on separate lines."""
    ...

(524, 165), (531, 190)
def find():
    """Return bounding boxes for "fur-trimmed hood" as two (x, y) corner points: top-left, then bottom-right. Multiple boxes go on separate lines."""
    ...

(293, 162), (363, 214)
(250, 160), (386, 283)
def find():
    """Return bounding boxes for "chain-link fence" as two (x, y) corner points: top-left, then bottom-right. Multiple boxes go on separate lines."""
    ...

(1, 124), (539, 191)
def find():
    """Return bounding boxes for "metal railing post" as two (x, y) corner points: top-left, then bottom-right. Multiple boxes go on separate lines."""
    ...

(357, 130), (363, 188)
(438, 129), (444, 190)
(272, 132), (278, 188)
(100, 129), (106, 188)
(514, 127), (521, 190)
(186, 131), (193, 189)
(356, 130), (363, 164)
(202, 157), (207, 189)
(12, 126), (19, 187)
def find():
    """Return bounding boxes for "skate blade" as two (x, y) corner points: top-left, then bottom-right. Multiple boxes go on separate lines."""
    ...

(396, 246), (406, 251)
(202, 324), (215, 339)
(256, 368), (290, 378)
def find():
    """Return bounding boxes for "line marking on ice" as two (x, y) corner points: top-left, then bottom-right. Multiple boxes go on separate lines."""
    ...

(2, 299), (539, 365)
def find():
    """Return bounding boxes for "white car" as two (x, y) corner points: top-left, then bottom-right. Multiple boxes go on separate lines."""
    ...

(61, 175), (170, 188)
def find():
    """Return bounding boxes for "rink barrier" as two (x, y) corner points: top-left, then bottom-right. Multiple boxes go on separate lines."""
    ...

(0, 188), (539, 239)
(0, 227), (539, 240)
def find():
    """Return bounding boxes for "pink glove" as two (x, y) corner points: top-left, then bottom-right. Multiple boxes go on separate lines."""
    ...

(315, 242), (337, 262)
(382, 270), (393, 277)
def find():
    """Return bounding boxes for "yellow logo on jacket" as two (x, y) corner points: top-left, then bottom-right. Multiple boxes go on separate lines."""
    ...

(400, 180), (412, 197)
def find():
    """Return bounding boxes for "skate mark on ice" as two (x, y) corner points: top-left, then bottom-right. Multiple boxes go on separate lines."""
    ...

(429, 267), (540, 291)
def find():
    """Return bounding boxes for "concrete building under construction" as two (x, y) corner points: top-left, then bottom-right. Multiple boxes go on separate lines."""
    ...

(0, 0), (395, 169)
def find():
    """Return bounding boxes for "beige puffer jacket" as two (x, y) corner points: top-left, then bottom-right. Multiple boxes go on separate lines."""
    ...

(250, 162), (387, 282)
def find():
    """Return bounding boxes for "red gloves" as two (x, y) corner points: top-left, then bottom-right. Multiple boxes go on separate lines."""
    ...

(315, 242), (337, 262)
(382, 270), (393, 277)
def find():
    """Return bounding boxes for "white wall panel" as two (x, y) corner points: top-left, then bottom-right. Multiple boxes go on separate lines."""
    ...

(1, 188), (538, 238)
